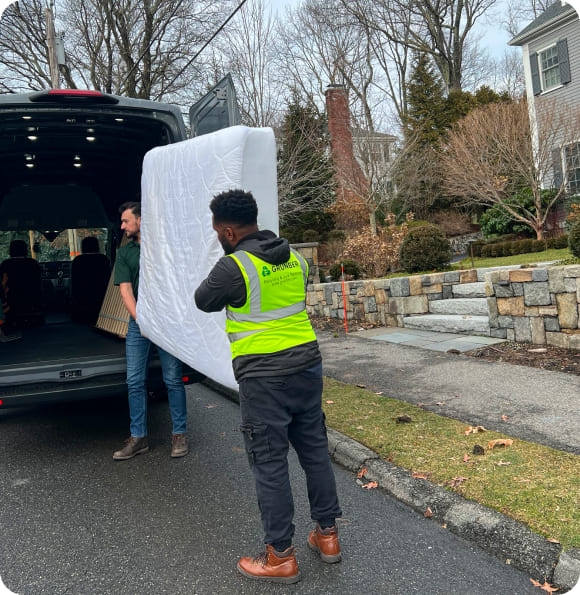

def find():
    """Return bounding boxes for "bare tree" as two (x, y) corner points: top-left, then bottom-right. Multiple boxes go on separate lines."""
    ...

(275, 0), (381, 130)
(217, 0), (283, 127)
(441, 98), (580, 239)
(343, 0), (498, 91)
(0, 0), (230, 102)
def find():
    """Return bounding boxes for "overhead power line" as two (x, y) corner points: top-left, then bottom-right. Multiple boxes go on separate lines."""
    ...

(157, 0), (247, 98)
(156, 0), (249, 100)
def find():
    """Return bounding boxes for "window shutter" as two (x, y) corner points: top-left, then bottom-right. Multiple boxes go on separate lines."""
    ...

(557, 39), (571, 84)
(530, 52), (541, 95)
(552, 148), (563, 188)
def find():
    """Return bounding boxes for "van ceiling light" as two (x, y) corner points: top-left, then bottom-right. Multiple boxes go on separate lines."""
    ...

(87, 128), (95, 133)
(27, 126), (36, 132)
(115, 118), (124, 122)
(22, 116), (32, 120)
(74, 155), (81, 161)
(27, 136), (38, 141)
(26, 163), (35, 168)
(25, 154), (34, 161)
(73, 163), (82, 168)
(86, 136), (96, 142)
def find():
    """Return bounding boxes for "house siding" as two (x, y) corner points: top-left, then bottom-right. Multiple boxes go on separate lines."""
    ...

(527, 15), (580, 197)
(529, 17), (580, 108)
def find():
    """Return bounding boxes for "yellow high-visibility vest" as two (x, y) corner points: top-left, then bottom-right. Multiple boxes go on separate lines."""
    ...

(225, 249), (316, 360)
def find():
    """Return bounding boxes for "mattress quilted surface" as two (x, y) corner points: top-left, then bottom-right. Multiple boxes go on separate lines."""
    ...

(137, 126), (278, 390)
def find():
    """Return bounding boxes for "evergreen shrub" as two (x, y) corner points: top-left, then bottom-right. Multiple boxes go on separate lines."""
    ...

(302, 229), (320, 243)
(329, 260), (361, 281)
(569, 221), (580, 258)
(399, 225), (452, 273)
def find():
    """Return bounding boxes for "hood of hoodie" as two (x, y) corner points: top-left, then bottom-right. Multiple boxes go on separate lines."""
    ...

(234, 230), (290, 266)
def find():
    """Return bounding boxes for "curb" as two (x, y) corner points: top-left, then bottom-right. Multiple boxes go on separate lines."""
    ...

(201, 379), (580, 591)
(327, 428), (580, 592)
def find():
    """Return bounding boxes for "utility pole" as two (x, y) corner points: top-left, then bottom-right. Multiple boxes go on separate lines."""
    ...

(44, 1), (59, 89)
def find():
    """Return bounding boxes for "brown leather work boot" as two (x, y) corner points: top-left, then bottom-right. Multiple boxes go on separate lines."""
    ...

(171, 434), (189, 458)
(112, 436), (149, 461)
(308, 523), (341, 563)
(237, 545), (301, 584)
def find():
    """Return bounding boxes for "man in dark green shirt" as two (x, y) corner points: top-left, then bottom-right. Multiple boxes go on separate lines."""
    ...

(113, 201), (188, 460)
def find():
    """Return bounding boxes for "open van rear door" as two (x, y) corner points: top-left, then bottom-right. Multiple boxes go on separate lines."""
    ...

(189, 73), (241, 137)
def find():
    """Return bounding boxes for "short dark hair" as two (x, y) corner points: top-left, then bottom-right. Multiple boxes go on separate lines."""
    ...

(119, 201), (141, 217)
(81, 236), (99, 253)
(210, 189), (258, 226)
(9, 239), (27, 257)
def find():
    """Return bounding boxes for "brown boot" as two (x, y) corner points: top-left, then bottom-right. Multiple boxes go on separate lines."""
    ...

(112, 436), (149, 460)
(308, 523), (341, 563)
(171, 434), (189, 458)
(237, 545), (301, 584)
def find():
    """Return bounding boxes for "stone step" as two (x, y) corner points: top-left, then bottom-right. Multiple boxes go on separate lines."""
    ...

(452, 282), (487, 298)
(403, 314), (491, 336)
(429, 297), (489, 316)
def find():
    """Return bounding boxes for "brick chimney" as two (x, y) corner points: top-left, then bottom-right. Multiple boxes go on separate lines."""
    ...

(325, 85), (368, 228)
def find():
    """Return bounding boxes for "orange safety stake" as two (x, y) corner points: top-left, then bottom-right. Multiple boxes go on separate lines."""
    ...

(341, 262), (348, 334)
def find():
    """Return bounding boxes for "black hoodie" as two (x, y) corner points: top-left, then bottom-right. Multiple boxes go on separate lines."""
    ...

(194, 230), (321, 381)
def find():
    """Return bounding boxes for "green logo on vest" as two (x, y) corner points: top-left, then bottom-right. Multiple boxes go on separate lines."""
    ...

(261, 266), (271, 277)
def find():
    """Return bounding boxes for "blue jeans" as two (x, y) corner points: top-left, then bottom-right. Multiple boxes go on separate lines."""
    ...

(125, 318), (187, 437)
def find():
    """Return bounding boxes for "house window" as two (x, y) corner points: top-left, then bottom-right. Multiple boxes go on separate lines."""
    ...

(565, 143), (580, 194)
(540, 46), (561, 90)
(530, 39), (571, 95)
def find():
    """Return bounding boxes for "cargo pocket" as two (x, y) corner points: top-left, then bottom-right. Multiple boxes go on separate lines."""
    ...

(239, 423), (272, 467)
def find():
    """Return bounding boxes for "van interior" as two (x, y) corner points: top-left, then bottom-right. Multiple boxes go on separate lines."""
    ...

(0, 93), (182, 369)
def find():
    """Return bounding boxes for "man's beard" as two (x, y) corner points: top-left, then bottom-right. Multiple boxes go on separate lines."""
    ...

(220, 237), (235, 255)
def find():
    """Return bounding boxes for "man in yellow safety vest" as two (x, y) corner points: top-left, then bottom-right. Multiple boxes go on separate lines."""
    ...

(195, 189), (342, 585)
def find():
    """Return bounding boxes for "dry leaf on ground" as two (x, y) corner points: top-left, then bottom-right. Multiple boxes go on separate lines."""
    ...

(530, 578), (559, 592)
(450, 476), (468, 488)
(362, 481), (378, 490)
(424, 507), (433, 518)
(206, 404), (218, 409)
(462, 454), (471, 463)
(465, 425), (486, 435)
(412, 471), (432, 479)
(501, 414), (509, 421)
(325, 400), (335, 404)
(488, 439), (514, 450)
(495, 460), (512, 466)
(357, 467), (367, 479)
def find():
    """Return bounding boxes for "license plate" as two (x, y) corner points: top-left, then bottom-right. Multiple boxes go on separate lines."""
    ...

(59, 369), (82, 379)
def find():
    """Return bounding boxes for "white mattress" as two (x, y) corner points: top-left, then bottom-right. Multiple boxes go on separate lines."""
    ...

(137, 126), (278, 390)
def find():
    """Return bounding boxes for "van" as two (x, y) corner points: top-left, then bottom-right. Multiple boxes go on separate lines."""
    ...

(0, 77), (240, 407)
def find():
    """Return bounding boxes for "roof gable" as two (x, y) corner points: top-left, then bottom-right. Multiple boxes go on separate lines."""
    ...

(509, 1), (578, 46)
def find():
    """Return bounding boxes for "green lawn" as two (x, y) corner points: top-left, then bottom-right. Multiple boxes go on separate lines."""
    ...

(323, 377), (580, 550)
(455, 248), (573, 269)
(381, 248), (575, 279)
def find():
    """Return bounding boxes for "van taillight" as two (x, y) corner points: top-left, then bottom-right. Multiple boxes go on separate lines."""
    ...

(48, 89), (104, 97)
(29, 89), (119, 104)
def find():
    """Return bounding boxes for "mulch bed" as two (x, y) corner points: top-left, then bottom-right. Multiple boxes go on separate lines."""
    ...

(310, 317), (580, 376)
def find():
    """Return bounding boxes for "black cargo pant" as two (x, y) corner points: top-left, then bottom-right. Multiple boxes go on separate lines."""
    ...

(238, 362), (342, 548)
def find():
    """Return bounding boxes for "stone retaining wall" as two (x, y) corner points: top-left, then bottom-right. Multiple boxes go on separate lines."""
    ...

(306, 264), (580, 348)
(485, 265), (580, 349)
(307, 268), (481, 328)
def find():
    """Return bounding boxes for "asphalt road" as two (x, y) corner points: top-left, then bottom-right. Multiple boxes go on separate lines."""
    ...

(0, 383), (539, 595)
